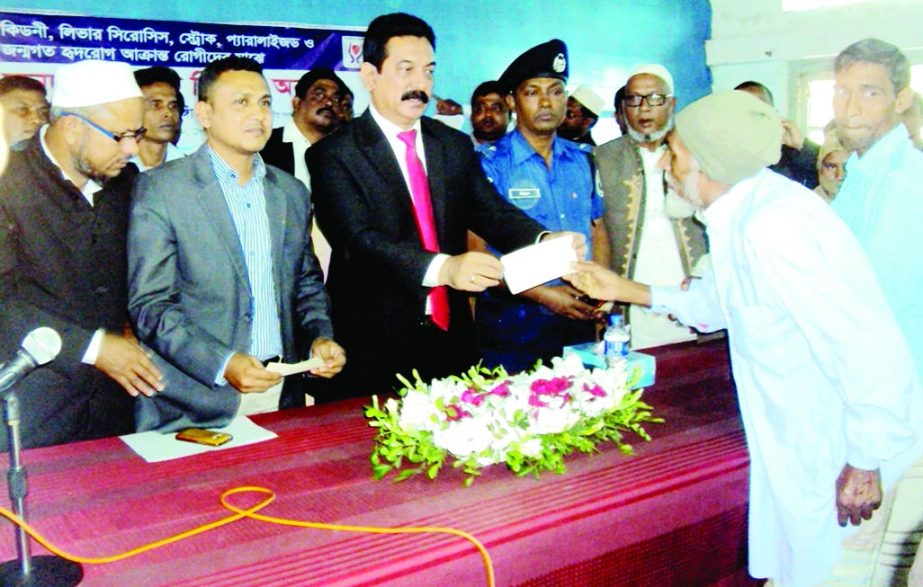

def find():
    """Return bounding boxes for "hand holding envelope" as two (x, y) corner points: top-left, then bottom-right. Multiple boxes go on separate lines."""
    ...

(501, 232), (585, 295)
(440, 231), (587, 294)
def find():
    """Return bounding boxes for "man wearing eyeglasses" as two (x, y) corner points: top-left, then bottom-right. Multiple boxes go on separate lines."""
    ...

(595, 64), (707, 350)
(262, 68), (348, 278)
(0, 59), (164, 449)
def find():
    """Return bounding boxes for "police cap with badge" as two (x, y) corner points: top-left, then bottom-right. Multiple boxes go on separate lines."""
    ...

(498, 39), (568, 94)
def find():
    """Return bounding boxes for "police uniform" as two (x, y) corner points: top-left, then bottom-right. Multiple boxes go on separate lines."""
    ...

(474, 40), (603, 372)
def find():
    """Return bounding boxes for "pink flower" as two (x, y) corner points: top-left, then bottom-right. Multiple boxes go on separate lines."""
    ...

(583, 383), (606, 398)
(530, 377), (571, 395)
(444, 404), (471, 421)
(461, 388), (486, 406)
(489, 382), (511, 397)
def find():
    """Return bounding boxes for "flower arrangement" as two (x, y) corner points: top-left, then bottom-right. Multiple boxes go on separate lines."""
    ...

(365, 354), (661, 486)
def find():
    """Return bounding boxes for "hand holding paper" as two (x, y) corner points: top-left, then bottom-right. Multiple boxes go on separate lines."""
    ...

(501, 234), (580, 295)
(439, 251), (503, 292)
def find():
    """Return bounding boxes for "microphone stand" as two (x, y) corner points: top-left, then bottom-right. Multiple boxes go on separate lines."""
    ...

(0, 391), (82, 586)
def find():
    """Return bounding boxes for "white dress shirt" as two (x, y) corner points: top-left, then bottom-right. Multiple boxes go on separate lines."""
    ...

(651, 169), (923, 586)
(629, 144), (696, 349)
(368, 105), (446, 295)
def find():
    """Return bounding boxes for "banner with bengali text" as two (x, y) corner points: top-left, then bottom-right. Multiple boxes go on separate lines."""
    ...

(0, 10), (366, 152)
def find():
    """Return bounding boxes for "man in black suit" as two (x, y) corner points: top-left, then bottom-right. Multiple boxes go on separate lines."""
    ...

(262, 68), (348, 279)
(0, 59), (163, 449)
(261, 68), (348, 179)
(307, 13), (583, 398)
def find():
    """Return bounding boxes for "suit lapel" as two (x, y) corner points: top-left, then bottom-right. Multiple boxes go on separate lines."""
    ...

(190, 146), (251, 293)
(355, 111), (416, 223)
(262, 167), (287, 303)
(420, 119), (447, 243)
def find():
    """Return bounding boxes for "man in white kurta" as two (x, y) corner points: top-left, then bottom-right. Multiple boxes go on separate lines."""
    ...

(566, 91), (923, 587)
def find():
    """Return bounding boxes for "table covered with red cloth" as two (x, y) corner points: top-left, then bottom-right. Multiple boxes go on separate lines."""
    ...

(0, 339), (756, 586)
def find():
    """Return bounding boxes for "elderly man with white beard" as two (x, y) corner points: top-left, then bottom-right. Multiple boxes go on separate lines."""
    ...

(566, 90), (923, 587)
(594, 64), (708, 350)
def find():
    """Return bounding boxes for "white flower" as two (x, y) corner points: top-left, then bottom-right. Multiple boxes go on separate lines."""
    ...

(518, 438), (543, 457)
(531, 405), (581, 435)
(549, 354), (586, 378)
(433, 418), (493, 457)
(398, 391), (439, 432)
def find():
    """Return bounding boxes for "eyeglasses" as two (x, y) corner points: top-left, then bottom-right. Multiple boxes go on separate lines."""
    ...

(60, 112), (147, 143)
(623, 93), (672, 108)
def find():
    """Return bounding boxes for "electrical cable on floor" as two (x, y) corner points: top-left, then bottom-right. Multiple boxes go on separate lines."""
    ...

(0, 485), (495, 587)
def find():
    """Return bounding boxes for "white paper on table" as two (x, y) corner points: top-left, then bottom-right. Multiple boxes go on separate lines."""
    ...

(501, 236), (578, 295)
(265, 356), (325, 376)
(120, 416), (277, 463)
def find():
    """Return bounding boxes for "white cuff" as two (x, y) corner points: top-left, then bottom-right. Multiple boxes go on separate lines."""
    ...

(423, 254), (449, 288)
(81, 329), (105, 365)
(215, 352), (234, 386)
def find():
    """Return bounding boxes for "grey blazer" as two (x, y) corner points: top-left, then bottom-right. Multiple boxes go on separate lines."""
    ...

(128, 144), (333, 432)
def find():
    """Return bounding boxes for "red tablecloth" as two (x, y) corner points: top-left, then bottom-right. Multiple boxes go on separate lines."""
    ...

(0, 339), (756, 586)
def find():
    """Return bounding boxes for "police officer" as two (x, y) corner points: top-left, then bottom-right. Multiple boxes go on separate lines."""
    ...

(475, 39), (610, 372)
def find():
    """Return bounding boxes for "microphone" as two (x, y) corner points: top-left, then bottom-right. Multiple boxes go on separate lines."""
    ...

(0, 328), (62, 395)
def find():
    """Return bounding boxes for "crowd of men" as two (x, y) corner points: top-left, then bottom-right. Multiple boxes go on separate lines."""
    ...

(0, 11), (921, 586)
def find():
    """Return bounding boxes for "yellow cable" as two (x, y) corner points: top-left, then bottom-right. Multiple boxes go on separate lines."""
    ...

(0, 486), (495, 587)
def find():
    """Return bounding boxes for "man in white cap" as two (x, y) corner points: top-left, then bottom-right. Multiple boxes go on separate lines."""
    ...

(558, 84), (603, 145)
(594, 64), (707, 349)
(0, 59), (164, 449)
(566, 90), (923, 587)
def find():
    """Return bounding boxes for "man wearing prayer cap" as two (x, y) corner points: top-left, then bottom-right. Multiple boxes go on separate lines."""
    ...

(475, 39), (609, 372)
(565, 90), (923, 587)
(594, 64), (707, 350)
(0, 59), (165, 449)
(558, 84), (603, 145)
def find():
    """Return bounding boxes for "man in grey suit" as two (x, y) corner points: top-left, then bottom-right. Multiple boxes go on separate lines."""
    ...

(129, 56), (345, 432)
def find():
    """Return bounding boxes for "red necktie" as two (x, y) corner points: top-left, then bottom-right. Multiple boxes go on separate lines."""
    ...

(397, 129), (450, 331)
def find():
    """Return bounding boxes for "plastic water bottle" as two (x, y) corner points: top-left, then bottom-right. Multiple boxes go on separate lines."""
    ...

(603, 314), (630, 367)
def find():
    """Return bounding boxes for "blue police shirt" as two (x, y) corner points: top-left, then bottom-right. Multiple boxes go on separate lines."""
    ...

(478, 129), (603, 249)
(475, 129), (602, 372)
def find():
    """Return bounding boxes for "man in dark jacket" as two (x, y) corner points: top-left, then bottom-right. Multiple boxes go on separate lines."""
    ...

(0, 59), (163, 449)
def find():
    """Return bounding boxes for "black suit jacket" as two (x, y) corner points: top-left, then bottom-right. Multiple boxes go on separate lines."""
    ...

(260, 126), (295, 175)
(307, 110), (545, 396)
(0, 135), (135, 448)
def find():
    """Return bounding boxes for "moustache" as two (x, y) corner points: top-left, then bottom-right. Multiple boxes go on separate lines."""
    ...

(400, 91), (429, 103)
(317, 106), (337, 118)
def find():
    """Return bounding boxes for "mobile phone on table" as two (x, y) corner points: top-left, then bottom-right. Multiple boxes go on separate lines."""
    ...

(175, 428), (233, 447)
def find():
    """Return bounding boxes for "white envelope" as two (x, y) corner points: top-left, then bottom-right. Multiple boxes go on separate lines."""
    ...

(265, 356), (325, 376)
(501, 236), (578, 295)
